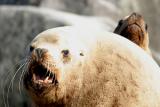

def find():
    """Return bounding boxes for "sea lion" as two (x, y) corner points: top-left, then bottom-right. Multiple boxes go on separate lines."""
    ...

(23, 26), (160, 107)
(114, 12), (151, 55)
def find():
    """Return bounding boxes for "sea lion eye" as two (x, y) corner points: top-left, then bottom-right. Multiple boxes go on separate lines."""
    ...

(29, 46), (34, 52)
(61, 49), (69, 57)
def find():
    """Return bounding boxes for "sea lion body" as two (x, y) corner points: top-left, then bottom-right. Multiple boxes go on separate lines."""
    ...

(24, 26), (160, 107)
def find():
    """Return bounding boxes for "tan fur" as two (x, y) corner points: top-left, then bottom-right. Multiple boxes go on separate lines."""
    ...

(24, 26), (160, 107)
(114, 13), (151, 55)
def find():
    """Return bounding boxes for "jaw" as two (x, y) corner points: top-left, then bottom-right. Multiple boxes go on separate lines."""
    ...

(26, 84), (64, 106)
(24, 73), (66, 106)
(23, 60), (62, 102)
(23, 57), (84, 106)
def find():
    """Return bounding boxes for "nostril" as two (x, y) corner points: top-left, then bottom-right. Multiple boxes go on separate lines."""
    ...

(35, 48), (48, 58)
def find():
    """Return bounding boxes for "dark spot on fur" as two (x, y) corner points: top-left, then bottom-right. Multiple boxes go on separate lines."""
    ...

(112, 97), (119, 107)
(80, 52), (84, 56)
(123, 86), (127, 91)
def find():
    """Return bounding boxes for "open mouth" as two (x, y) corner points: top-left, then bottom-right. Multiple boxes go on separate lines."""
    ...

(27, 62), (58, 88)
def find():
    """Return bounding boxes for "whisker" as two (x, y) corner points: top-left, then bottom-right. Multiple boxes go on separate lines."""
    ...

(1, 59), (27, 89)
(6, 62), (26, 107)
(2, 58), (28, 107)
(18, 59), (31, 95)
(11, 60), (30, 91)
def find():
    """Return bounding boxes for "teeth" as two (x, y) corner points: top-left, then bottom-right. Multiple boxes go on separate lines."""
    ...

(32, 64), (57, 84)
(38, 80), (44, 83)
(40, 72), (55, 84)
(52, 74), (56, 84)
(44, 76), (49, 82)
(33, 74), (36, 80)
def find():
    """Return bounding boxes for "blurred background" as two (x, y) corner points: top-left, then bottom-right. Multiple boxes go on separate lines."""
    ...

(0, 0), (160, 107)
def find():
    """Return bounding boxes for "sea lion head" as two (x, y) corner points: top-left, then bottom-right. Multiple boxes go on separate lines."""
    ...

(114, 12), (150, 53)
(23, 28), (85, 106)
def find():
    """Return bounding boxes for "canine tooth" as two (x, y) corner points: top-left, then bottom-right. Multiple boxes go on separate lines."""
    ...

(33, 74), (36, 80)
(44, 77), (49, 81)
(38, 80), (43, 82)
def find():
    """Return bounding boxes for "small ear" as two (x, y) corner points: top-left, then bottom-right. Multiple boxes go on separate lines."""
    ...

(145, 24), (148, 31)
